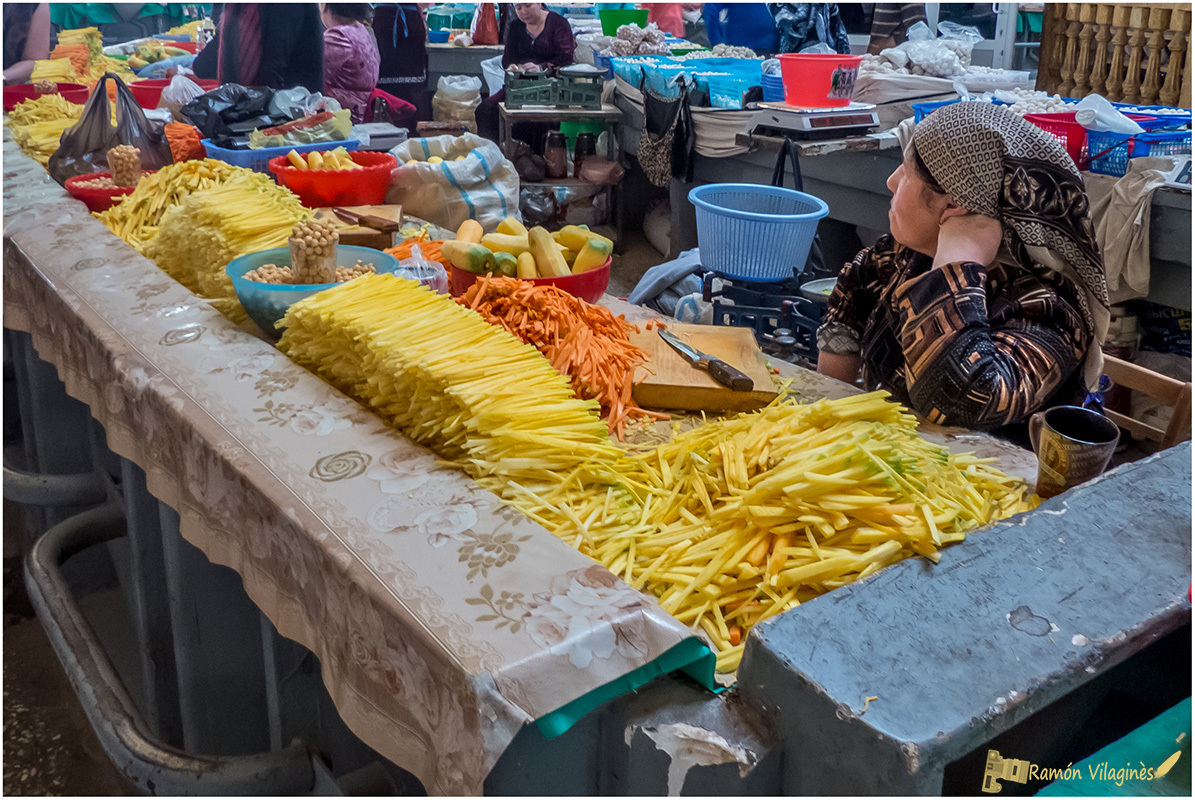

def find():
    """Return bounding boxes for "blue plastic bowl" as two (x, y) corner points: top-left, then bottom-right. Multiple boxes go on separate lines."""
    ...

(226, 245), (401, 337)
(428, 29), (450, 43)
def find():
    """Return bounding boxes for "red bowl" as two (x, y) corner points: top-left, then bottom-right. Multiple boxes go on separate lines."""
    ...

(448, 258), (612, 304)
(128, 77), (218, 109)
(64, 171), (149, 213)
(4, 82), (89, 112)
(268, 150), (397, 207)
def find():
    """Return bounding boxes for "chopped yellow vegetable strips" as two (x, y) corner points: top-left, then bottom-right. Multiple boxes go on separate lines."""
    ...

(278, 277), (1038, 673)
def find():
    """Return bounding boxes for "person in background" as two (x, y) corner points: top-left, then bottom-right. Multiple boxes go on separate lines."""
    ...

(702, 3), (780, 56)
(502, 2), (575, 71)
(643, 3), (684, 38)
(3, 3), (50, 85)
(817, 103), (1109, 441)
(477, 3), (575, 143)
(374, 3), (429, 119)
(319, 3), (379, 123)
(194, 3), (324, 91)
(868, 3), (927, 53)
(681, 3), (709, 47)
(770, 3), (852, 54)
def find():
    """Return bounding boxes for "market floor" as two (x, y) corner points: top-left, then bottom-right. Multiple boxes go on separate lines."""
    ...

(608, 229), (663, 299)
(3, 491), (128, 795)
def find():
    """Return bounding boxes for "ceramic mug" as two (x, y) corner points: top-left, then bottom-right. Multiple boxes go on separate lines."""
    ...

(1028, 405), (1120, 499)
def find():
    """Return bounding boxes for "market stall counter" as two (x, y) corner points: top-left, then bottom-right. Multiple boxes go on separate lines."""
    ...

(3, 139), (1191, 794)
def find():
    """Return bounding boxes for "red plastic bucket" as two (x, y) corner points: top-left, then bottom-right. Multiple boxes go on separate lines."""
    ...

(778, 54), (862, 108)
(268, 150), (397, 207)
(64, 171), (150, 213)
(3, 82), (89, 112)
(128, 78), (218, 109)
(448, 259), (612, 304)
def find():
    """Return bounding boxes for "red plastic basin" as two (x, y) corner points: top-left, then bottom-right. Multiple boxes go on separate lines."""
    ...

(4, 82), (89, 112)
(128, 77), (218, 109)
(448, 258), (612, 304)
(268, 150), (397, 207)
(778, 53), (862, 108)
(64, 171), (150, 213)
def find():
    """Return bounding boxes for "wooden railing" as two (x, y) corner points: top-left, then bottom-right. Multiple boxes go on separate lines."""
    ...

(1038, 3), (1191, 107)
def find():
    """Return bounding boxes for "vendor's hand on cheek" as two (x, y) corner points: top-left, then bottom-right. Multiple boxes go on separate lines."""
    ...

(932, 206), (1003, 270)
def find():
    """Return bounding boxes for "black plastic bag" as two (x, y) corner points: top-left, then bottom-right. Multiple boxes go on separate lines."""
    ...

(48, 73), (174, 185)
(179, 83), (285, 146)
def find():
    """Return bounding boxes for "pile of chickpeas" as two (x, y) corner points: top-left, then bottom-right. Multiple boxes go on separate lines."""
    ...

(74, 175), (122, 189)
(242, 259), (376, 285)
(288, 218), (341, 283)
(108, 145), (142, 187)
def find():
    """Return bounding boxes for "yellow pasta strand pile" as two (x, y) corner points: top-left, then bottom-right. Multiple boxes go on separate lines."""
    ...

(6, 94), (85, 166)
(280, 274), (624, 471)
(29, 58), (78, 84)
(278, 280), (1037, 672)
(585, 393), (1037, 671)
(144, 172), (313, 322)
(96, 159), (246, 252)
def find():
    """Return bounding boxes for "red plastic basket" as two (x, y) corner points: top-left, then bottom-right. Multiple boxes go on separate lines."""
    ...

(777, 53), (863, 109)
(1023, 111), (1156, 169)
(64, 171), (150, 213)
(447, 259), (612, 304)
(128, 78), (218, 109)
(268, 150), (397, 207)
(3, 82), (89, 112)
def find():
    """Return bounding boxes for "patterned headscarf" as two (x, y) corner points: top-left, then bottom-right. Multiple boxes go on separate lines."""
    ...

(912, 102), (1110, 391)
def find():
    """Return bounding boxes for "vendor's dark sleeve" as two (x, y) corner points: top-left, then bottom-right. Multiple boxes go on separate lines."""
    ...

(543, 14), (575, 66)
(257, 3), (324, 91)
(816, 245), (882, 356)
(191, 31), (218, 78)
(893, 260), (1088, 430)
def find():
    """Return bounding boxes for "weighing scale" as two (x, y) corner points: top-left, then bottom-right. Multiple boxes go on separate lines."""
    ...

(748, 101), (880, 140)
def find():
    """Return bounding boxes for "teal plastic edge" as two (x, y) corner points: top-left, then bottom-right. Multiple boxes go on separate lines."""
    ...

(533, 637), (722, 739)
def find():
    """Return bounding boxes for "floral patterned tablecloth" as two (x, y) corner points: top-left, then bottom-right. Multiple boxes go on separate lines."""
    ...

(1, 141), (707, 795)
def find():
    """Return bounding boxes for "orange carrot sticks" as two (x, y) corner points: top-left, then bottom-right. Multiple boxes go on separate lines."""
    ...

(457, 277), (666, 439)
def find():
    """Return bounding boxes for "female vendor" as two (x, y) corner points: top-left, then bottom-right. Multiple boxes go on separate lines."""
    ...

(476, 3), (575, 142)
(817, 103), (1110, 438)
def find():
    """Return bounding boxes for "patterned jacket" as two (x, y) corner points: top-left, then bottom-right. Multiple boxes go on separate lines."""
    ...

(817, 236), (1092, 431)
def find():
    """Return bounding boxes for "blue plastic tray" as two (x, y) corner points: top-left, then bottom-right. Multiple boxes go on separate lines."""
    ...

(201, 138), (361, 175)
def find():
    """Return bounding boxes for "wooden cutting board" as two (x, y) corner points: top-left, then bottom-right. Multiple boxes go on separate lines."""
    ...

(630, 323), (777, 412)
(313, 204), (403, 250)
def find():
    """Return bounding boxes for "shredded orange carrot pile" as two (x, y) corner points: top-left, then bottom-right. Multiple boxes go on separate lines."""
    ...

(459, 276), (668, 439)
(384, 233), (447, 268)
(164, 122), (205, 162)
(50, 44), (89, 76)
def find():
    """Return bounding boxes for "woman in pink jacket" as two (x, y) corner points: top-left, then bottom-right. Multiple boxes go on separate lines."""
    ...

(320, 3), (380, 123)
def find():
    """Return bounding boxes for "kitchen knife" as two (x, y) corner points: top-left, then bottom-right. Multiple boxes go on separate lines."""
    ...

(658, 329), (755, 392)
(332, 207), (400, 233)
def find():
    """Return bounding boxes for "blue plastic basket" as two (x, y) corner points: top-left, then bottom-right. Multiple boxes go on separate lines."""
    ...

(689, 183), (829, 282)
(226, 245), (400, 337)
(762, 74), (785, 103)
(201, 138), (361, 175)
(1087, 129), (1192, 177)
